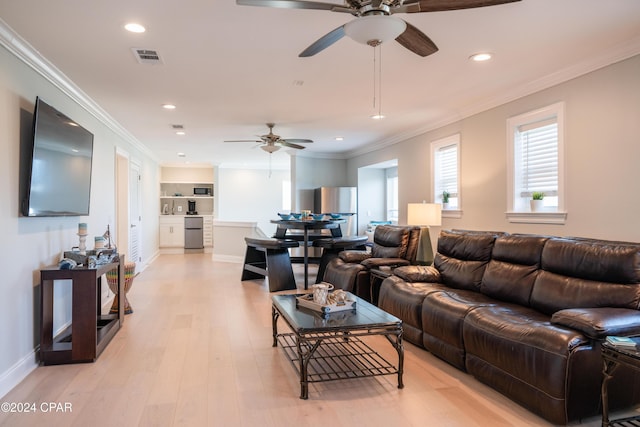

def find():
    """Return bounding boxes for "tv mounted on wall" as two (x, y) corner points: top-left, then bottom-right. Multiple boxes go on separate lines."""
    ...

(21, 97), (94, 217)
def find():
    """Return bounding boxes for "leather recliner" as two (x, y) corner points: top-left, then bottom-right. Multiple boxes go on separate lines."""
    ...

(322, 225), (421, 301)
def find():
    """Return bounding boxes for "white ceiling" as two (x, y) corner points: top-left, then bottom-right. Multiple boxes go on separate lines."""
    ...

(1, 0), (639, 169)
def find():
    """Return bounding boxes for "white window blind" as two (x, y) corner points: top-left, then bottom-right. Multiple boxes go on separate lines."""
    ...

(517, 118), (558, 197)
(436, 143), (458, 198)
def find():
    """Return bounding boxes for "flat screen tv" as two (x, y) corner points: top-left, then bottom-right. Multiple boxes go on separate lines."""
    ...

(22, 97), (94, 217)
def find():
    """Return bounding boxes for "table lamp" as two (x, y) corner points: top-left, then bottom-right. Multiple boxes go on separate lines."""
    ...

(407, 202), (442, 265)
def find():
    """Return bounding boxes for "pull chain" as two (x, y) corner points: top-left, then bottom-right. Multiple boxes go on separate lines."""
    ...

(372, 45), (383, 119)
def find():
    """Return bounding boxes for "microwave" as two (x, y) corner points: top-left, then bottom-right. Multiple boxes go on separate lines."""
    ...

(193, 187), (211, 196)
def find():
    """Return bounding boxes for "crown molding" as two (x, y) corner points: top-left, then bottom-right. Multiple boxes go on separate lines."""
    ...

(0, 18), (158, 163)
(344, 36), (640, 160)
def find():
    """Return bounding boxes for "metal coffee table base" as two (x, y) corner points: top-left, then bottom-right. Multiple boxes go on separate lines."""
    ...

(272, 306), (404, 399)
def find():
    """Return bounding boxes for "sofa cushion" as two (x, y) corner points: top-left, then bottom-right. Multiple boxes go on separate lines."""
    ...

(434, 230), (500, 291)
(551, 307), (640, 339)
(531, 238), (640, 314)
(393, 265), (441, 283)
(338, 250), (371, 263)
(480, 234), (550, 306)
(360, 257), (410, 269)
(463, 304), (591, 424)
(322, 259), (367, 292)
(542, 237), (640, 283)
(421, 289), (498, 370)
(371, 226), (410, 258)
(378, 275), (444, 346)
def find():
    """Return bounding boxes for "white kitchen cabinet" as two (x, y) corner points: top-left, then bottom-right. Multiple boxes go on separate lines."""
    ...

(159, 216), (185, 248)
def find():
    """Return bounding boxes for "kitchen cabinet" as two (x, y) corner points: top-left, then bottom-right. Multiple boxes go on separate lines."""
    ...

(159, 216), (185, 248)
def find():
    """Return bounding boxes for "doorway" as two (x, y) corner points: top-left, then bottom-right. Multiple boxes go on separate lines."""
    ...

(115, 149), (141, 265)
(357, 159), (398, 235)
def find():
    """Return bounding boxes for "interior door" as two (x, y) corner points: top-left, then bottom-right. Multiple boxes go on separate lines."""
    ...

(129, 161), (141, 264)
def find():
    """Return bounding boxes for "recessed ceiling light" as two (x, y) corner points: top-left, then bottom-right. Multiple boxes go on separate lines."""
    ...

(176, 131), (186, 136)
(162, 103), (176, 110)
(124, 23), (146, 33)
(470, 52), (492, 62)
(370, 114), (385, 120)
(335, 136), (344, 141)
(177, 152), (186, 157)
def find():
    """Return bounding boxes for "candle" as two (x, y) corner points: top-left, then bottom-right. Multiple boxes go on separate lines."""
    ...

(95, 236), (105, 249)
(78, 223), (87, 235)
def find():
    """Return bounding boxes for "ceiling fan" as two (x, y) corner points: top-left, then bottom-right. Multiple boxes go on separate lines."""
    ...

(224, 123), (313, 153)
(236, 0), (521, 57)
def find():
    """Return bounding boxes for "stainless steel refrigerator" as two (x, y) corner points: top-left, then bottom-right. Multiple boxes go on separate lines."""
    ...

(314, 186), (357, 236)
(184, 216), (204, 249)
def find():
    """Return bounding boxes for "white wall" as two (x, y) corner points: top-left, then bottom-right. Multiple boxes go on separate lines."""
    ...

(347, 54), (640, 243)
(357, 168), (386, 234)
(0, 41), (159, 397)
(216, 167), (289, 237)
(291, 155), (349, 211)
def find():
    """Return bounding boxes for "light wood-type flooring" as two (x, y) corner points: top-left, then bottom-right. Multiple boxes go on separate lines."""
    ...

(1, 253), (636, 426)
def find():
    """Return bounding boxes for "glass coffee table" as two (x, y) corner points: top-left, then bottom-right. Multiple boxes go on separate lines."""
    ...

(271, 293), (404, 399)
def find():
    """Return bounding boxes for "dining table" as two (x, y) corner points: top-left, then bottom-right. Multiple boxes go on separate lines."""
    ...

(271, 217), (345, 289)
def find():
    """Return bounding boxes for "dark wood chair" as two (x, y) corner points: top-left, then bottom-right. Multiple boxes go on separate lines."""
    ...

(241, 237), (299, 292)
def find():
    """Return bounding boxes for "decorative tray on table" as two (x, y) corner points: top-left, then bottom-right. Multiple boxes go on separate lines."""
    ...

(296, 292), (357, 314)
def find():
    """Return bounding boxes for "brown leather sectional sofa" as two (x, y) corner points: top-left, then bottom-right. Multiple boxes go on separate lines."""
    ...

(378, 229), (640, 424)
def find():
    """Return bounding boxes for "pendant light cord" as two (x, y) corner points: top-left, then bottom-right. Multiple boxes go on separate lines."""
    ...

(372, 45), (383, 118)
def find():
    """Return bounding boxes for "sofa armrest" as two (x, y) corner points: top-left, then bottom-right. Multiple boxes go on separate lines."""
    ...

(392, 265), (441, 283)
(360, 257), (410, 269)
(551, 308), (640, 339)
(338, 250), (371, 263)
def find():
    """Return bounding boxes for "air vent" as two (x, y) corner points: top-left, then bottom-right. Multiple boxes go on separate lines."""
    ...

(131, 48), (163, 64)
(171, 124), (184, 130)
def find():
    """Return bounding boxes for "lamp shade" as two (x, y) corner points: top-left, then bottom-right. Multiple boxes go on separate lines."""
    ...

(407, 203), (442, 226)
(261, 144), (280, 153)
(344, 15), (407, 46)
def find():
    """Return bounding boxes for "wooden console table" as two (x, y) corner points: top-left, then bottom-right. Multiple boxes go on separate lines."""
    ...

(40, 257), (124, 365)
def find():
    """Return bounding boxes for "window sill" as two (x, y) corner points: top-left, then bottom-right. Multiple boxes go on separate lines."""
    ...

(506, 211), (567, 225)
(442, 209), (462, 219)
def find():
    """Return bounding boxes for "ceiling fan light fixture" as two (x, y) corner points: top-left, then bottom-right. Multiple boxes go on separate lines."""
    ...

(261, 144), (280, 154)
(344, 15), (406, 46)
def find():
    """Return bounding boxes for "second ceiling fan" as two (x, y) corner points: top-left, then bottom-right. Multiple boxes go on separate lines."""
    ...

(224, 123), (313, 153)
(237, 0), (521, 57)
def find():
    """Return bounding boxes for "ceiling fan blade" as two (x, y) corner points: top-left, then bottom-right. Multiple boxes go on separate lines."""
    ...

(398, 0), (520, 13)
(299, 25), (346, 57)
(282, 138), (313, 143)
(395, 21), (439, 57)
(279, 141), (306, 150)
(236, 0), (351, 12)
(224, 139), (262, 143)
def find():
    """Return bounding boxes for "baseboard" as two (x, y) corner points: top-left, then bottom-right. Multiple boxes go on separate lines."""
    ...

(144, 250), (160, 268)
(0, 350), (38, 399)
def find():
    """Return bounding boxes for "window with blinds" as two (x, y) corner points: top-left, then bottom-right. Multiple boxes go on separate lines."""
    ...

(507, 102), (564, 214)
(431, 134), (460, 210)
